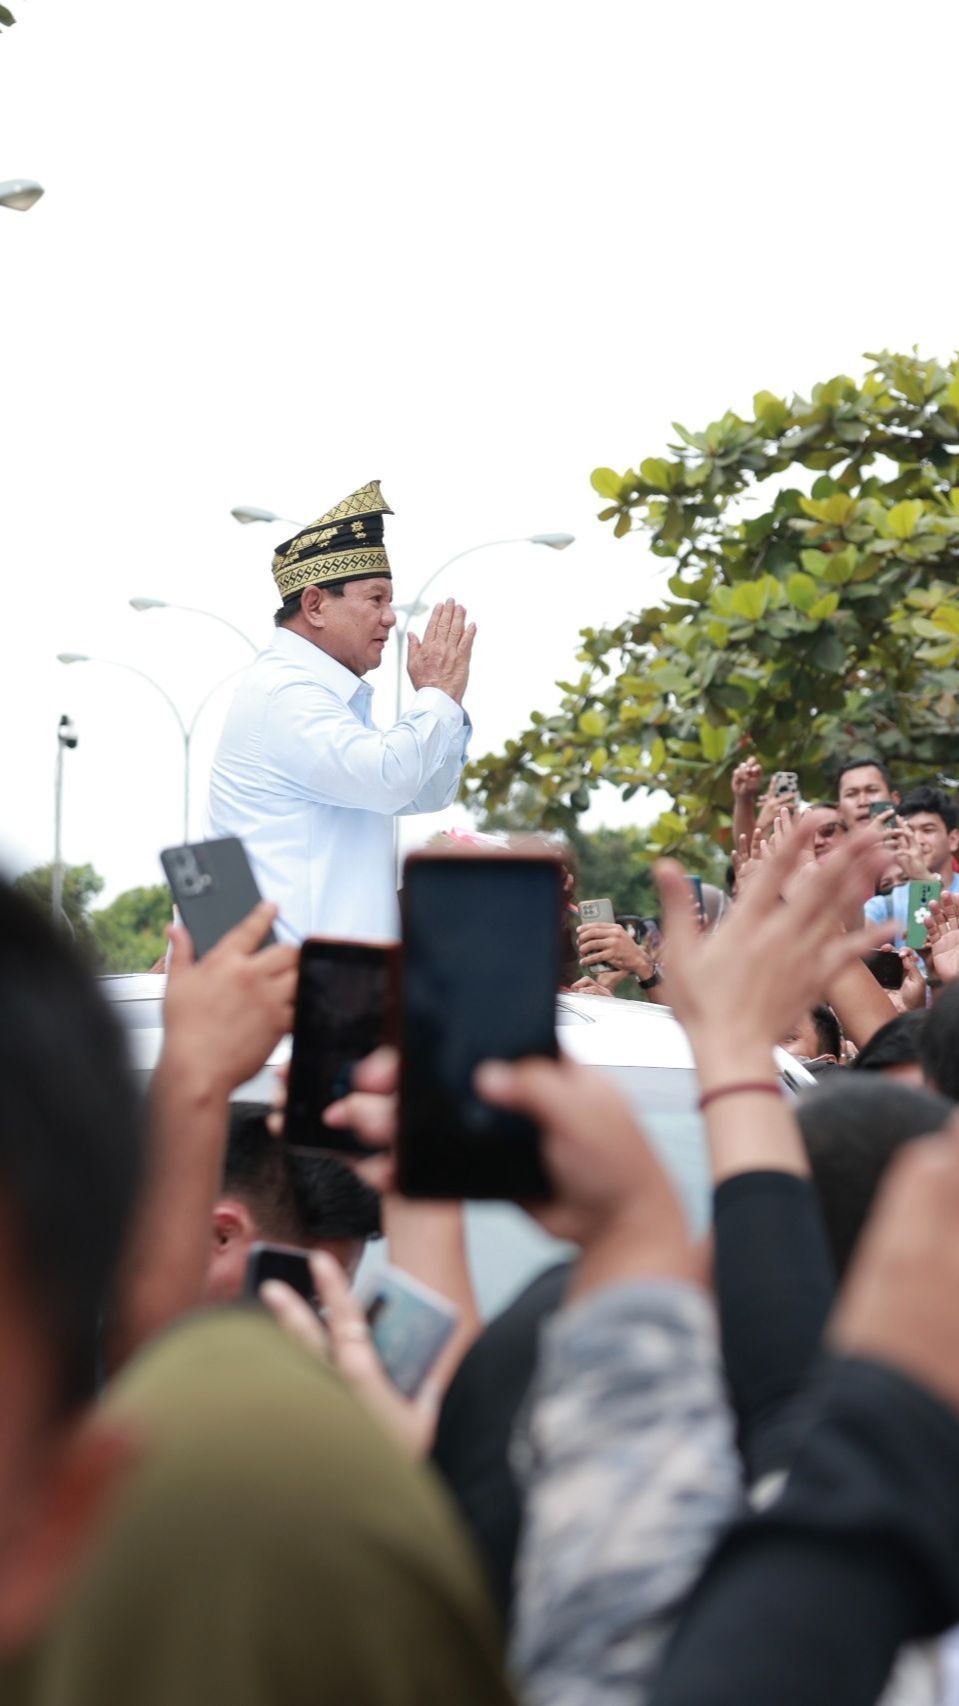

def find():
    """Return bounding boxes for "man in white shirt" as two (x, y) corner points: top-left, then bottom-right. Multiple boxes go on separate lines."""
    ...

(209, 480), (475, 941)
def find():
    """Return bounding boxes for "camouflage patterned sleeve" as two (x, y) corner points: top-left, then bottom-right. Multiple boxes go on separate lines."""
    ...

(509, 1279), (743, 1706)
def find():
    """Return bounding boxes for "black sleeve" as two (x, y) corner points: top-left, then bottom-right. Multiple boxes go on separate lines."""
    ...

(650, 1357), (959, 1706)
(713, 1170), (836, 1482)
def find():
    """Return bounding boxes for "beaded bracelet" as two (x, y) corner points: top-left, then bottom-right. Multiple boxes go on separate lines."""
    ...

(698, 1081), (781, 1113)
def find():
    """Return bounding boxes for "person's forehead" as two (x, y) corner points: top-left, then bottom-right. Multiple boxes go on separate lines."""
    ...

(906, 814), (944, 831)
(346, 577), (393, 599)
(840, 766), (885, 790)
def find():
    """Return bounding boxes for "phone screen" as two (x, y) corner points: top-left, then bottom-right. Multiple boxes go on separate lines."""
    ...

(398, 854), (562, 1200)
(284, 940), (398, 1154)
(244, 1242), (316, 1307)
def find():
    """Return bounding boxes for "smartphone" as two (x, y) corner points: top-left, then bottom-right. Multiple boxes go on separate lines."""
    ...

(398, 852), (563, 1200)
(359, 1265), (460, 1397)
(905, 877), (942, 951)
(160, 837), (276, 957)
(244, 1242), (317, 1307)
(615, 914), (648, 942)
(688, 874), (705, 923)
(864, 950), (905, 991)
(868, 800), (899, 825)
(284, 939), (399, 1156)
(771, 771), (799, 798)
(578, 896), (616, 971)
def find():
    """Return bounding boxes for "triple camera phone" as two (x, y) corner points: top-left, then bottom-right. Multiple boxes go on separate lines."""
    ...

(160, 836), (277, 956)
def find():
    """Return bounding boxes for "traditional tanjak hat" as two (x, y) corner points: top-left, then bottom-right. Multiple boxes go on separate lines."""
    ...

(271, 480), (393, 602)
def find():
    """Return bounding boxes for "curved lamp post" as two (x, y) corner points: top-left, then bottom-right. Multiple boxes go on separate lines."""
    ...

(0, 179), (44, 211)
(57, 653), (243, 840)
(129, 596), (258, 654)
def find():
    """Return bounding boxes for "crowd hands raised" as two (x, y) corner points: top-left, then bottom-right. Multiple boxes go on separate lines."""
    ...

(7, 752), (959, 1704)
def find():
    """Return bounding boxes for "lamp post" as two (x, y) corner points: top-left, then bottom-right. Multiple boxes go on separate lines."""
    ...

(129, 596), (258, 654)
(52, 714), (78, 928)
(0, 179), (44, 211)
(393, 533), (575, 725)
(57, 654), (243, 841)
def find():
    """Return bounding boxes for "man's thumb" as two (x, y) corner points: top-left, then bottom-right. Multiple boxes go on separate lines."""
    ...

(166, 921), (195, 979)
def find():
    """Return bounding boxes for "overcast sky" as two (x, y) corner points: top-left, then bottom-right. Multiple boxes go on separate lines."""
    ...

(3, 0), (958, 904)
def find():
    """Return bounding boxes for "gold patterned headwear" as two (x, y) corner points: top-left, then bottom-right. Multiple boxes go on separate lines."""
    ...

(271, 480), (394, 601)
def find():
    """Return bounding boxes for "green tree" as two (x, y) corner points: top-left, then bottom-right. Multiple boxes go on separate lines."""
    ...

(467, 349), (959, 852)
(14, 862), (103, 953)
(91, 885), (171, 973)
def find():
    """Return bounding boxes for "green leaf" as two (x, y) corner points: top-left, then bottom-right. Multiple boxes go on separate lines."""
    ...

(886, 499), (925, 539)
(786, 571), (818, 612)
(799, 548), (831, 578)
(946, 376), (959, 411)
(648, 737), (666, 771)
(753, 390), (789, 433)
(730, 582), (770, 620)
(639, 457), (679, 492)
(591, 467), (623, 500)
(578, 708), (607, 737)
(589, 746), (609, 774)
(0, 5), (14, 22)
(698, 720), (731, 761)
(613, 513), (632, 539)
(808, 593), (840, 622)
(811, 630), (847, 673)
(821, 544), (859, 585)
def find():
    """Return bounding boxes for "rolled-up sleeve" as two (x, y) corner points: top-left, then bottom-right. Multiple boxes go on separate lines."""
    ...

(264, 682), (468, 816)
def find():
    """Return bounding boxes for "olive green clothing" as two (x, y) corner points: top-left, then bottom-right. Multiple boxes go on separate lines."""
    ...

(6, 1309), (514, 1706)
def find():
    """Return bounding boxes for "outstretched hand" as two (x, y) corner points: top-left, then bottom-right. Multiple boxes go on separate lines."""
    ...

(926, 891), (959, 985)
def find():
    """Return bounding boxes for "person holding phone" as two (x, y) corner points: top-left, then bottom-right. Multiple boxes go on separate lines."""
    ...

(864, 786), (959, 951)
(210, 481), (476, 942)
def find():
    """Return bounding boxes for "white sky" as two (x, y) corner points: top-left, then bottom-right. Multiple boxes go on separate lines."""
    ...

(3, 0), (958, 904)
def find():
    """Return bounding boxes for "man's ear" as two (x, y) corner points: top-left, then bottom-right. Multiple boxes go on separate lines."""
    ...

(0, 1418), (135, 1650)
(947, 828), (959, 856)
(892, 789), (901, 804)
(212, 1200), (254, 1253)
(299, 585), (325, 629)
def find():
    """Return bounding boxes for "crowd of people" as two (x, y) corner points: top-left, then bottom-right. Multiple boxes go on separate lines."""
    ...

(7, 482), (959, 1703)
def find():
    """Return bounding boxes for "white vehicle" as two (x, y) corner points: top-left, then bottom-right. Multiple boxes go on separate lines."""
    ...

(101, 977), (812, 1319)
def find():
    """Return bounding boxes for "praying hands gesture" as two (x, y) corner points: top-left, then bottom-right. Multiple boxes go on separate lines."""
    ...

(406, 597), (476, 705)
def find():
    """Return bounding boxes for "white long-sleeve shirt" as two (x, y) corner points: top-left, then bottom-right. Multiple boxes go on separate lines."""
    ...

(208, 628), (470, 941)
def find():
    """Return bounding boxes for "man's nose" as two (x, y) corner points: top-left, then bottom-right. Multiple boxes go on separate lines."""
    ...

(383, 605), (398, 629)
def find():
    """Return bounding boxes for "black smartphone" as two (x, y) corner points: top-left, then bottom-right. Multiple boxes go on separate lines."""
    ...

(868, 800), (899, 825)
(160, 837), (277, 957)
(615, 914), (648, 941)
(284, 939), (399, 1156)
(864, 950), (905, 991)
(398, 852), (562, 1201)
(244, 1241), (317, 1307)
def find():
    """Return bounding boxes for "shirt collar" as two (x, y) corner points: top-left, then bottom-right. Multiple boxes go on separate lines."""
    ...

(272, 626), (370, 708)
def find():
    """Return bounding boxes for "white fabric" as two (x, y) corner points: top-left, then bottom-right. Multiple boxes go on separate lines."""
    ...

(208, 627), (470, 941)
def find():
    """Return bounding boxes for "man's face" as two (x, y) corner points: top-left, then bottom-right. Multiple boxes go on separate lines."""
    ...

(204, 1202), (367, 1304)
(316, 579), (396, 677)
(780, 1012), (834, 1063)
(838, 765), (891, 826)
(901, 811), (959, 880)
(804, 806), (848, 862)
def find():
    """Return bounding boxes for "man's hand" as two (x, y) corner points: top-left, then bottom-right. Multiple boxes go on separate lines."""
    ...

(926, 891), (959, 985)
(577, 920), (656, 980)
(163, 902), (298, 1098)
(406, 598), (476, 705)
(757, 789), (798, 832)
(887, 948), (927, 1014)
(474, 1056), (695, 1296)
(831, 1121), (959, 1416)
(731, 757), (764, 798)
(885, 815), (933, 882)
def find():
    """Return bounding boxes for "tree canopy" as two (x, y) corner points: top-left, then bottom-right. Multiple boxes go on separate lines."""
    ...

(14, 865), (170, 972)
(466, 349), (959, 851)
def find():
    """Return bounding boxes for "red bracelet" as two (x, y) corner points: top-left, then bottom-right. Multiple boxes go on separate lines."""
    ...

(698, 1081), (781, 1112)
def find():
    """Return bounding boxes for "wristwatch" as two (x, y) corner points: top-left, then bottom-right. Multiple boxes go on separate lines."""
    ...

(637, 967), (662, 990)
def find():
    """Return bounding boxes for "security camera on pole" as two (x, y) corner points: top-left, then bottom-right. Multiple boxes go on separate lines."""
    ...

(52, 714), (78, 927)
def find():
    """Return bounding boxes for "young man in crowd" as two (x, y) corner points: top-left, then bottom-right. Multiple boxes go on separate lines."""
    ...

(203, 1103), (381, 1302)
(864, 784), (959, 948)
(835, 756), (899, 826)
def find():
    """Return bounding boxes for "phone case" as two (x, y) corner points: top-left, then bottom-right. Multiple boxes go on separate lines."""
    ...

(160, 837), (276, 958)
(905, 878), (942, 951)
(359, 1266), (459, 1397)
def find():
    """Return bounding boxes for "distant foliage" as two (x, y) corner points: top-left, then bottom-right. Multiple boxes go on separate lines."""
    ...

(467, 350), (959, 850)
(14, 864), (170, 972)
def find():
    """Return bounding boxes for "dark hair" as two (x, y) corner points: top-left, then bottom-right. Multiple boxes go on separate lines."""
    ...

(919, 982), (959, 1101)
(0, 881), (143, 1411)
(274, 582), (347, 626)
(898, 784), (958, 833)
(811, 1003), (842, 1059)
(224, 1104), (381, 1242)
(835, 756), (894, 793)
(797, 1077), (952, 1277)
(851, 1010), (926, 1074)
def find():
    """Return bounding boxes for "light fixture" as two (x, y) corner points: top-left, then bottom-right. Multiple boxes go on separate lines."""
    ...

(0, 180), (44, 212)
(529, 533), (575, 550)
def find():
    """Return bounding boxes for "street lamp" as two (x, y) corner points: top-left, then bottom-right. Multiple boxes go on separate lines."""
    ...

(0, 179), (44, 212)
(129, 596), (258, 654)
(230, 505), (304, 530)
(57, 653), (242, 841)
(393, 532), (575, 725)
(52, 714), (78, 929)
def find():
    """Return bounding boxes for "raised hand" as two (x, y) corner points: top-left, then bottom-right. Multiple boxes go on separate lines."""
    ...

(731, 757), (764, 798)
(164, 902), (298, 1096)
(406, 598), (476, 705)
(926, 890), (959, 985)
(577, 920), (657, 979)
